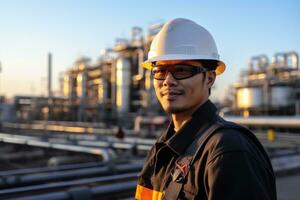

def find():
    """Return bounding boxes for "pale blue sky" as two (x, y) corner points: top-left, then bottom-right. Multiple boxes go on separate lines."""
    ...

(0, 0), (299, 100)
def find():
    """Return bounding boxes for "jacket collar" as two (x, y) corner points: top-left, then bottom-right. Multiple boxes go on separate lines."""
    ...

(158, 100), (218, 156)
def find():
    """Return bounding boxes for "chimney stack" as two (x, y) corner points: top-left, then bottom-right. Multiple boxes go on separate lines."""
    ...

(48, 53), (52, 97)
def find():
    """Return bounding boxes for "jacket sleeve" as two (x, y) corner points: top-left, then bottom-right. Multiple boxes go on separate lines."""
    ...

(204, 151), (276, 200)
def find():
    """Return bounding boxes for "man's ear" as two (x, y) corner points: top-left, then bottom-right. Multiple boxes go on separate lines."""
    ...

(207, 71), (216, 87)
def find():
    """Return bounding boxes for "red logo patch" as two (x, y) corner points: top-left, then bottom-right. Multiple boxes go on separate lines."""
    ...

(175, 156), (192, 176)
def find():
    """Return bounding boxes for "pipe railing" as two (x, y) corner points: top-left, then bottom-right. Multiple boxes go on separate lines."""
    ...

(0, 133), (113, 162)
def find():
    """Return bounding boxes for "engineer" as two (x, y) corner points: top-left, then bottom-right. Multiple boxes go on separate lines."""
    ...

(135, 18), (276, 200)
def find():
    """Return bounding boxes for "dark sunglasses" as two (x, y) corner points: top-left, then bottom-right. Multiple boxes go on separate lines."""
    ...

(151, 64), (208, 80)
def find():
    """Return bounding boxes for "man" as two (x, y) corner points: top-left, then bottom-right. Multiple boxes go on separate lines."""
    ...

(135, 18), (276, 200)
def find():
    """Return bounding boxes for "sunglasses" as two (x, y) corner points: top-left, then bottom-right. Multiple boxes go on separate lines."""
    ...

(151, 64), (208, 80)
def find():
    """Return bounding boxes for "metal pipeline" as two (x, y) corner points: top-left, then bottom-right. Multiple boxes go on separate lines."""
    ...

(0, 160), (133, 177)
(249, 55), (269, 71)
(260, 55), (269, 69)
(224, 116), (300, 128)
(131, 26), (143, 46)
(272, 52), (287, 67)
(132, 48), (145, 82)
(0, 163), (142, 189)
(3, 174), (138, 200)
(0, 133), (113, 162)
(271, 51), (299, 70)
(110, 60), (116, 107)
(138, 48), (145, 78)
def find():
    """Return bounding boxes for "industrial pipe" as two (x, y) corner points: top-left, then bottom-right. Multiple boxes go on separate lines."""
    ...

(0, 163), (142, 189)
(225, 116), (300, 128)
(0, 173), (137, 200)
(249, 55), (269, 71)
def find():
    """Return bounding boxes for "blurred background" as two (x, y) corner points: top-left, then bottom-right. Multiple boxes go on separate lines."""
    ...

(0, 0), (299, 199)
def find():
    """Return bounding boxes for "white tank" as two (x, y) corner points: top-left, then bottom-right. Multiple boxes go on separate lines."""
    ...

(76, 72), (87, 99)
(63, 75), (70, 98)
(98, 78), (104, 104)
(236, 87), (263, 109)
(98, 74), (110, 104)
(270, 86), (292, 107)
(116, 57), (131, 113)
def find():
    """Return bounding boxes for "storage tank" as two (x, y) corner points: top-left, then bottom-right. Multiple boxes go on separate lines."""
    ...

(76, 71), (87, 99)
(270, 86), (292, 107)
(236, 87), (263, 109)
(98, 78), (104, 104)
(116, 57), (131, 113)
(64, 74), (76, 99)
(63, 75), (70, 98)
(98, 64), (111, 104)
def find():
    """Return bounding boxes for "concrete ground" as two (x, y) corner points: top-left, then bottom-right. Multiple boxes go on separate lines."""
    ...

(277, 173), (300, 200)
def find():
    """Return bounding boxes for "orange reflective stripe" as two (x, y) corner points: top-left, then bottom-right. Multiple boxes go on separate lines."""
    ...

(135, 184), (163, 200)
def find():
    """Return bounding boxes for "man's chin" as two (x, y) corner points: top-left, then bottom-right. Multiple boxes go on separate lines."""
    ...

(163, 106), (185, 114)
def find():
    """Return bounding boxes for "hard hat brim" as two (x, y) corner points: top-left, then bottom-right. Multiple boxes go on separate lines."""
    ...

(141, 54), (226, 75)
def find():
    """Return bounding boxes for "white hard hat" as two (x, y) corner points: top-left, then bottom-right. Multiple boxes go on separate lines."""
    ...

(141, 18), (226, 75)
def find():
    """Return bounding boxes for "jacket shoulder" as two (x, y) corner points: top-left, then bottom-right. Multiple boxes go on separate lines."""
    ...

(203, 118), (272, 171)
(206, 116), (263, 153)
(204, 126), (253, 156)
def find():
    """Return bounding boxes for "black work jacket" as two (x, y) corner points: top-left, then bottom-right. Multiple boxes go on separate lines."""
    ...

(136, 100), (277, 200)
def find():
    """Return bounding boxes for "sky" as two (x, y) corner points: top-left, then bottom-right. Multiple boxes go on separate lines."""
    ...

(0, 0), (299, 101)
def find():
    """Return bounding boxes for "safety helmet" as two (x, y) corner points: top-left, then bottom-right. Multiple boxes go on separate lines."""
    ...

(141, 18), (226, 75)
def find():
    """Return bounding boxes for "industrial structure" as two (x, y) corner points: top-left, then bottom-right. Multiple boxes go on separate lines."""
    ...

(0, 24), (166, 128)
(59, 24), (165, 126)
(1, 23), (299, 131)
(227, 51), (300, 117)
(1, 21), (300, 200)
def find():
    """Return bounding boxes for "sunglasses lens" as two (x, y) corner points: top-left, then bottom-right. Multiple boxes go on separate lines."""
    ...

(152, 67), (168, 80)
(152, 64), (206, 80)
(172, 65), (195, 79)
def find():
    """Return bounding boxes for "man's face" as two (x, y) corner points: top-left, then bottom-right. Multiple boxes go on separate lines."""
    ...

(153, 60), (216, 114)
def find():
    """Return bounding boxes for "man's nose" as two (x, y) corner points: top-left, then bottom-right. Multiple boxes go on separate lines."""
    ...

(163, 72), (178, 86)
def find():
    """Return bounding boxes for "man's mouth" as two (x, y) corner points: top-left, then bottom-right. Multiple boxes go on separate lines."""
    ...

(161, 90), (183, 100)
